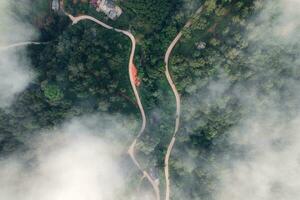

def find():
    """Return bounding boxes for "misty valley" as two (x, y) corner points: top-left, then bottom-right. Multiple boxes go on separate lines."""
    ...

(0, 0), (300, 200)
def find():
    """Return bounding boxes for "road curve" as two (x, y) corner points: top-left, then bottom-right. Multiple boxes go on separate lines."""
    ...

(65, 13), (160, 200)
(163, 6), (203, 200)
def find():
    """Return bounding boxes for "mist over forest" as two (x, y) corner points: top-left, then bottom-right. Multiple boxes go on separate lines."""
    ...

(1, 0), (300, 199)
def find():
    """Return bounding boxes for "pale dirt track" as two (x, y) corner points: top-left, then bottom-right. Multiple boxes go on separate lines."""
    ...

(0, 42), (46, 51)
(163, 6), (203, 200)
(65, 13), (160, 200)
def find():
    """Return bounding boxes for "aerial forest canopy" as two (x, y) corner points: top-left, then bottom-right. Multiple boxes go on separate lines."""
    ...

(1, 0), (300, 199)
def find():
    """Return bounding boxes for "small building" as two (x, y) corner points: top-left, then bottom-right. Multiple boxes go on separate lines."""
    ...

(90, 0), (98, 7)
(196, 41), (206, 50)
(92, 0), (122, 20)
(51, 0), (60, 11)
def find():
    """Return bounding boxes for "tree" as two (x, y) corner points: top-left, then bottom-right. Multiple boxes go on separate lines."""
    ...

(41, 82), (64, 103)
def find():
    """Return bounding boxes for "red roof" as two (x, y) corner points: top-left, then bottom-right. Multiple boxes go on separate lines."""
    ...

(131, 64), (141, 87)
(90, 0), (97, 7)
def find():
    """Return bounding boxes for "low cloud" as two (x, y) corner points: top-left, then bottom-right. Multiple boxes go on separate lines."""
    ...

(0, 0), (37, 108)
(213, 0), (300, 199)
(0, 115), (141, 200)
(215, 111), (300, 200)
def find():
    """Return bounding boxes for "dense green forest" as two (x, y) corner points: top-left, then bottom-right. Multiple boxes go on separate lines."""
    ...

(1, 0), (298, 199)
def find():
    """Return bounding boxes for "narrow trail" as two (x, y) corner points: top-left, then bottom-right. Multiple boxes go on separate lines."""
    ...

(163, 6), (203, 200)
(0, 42), (46, 51)
(65, 13), (160, 200)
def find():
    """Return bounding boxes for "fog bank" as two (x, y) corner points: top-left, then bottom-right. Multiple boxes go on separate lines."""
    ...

(213, 0), (300, 199)
(0, 115), (132, 200)
(0, 1), (37, 108)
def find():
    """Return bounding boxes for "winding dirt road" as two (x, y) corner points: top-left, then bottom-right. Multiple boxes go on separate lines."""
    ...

(65, 13), (160, 200)
(163, 6), (203, 200)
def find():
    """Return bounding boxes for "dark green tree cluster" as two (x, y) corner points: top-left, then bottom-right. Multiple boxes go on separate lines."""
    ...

(0, 10), (138, 154)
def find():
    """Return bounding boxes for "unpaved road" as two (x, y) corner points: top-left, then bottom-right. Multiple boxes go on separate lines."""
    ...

(65, 13), (160, 200)
(0, 42), (45, 51)
(164, 6), (203, 200)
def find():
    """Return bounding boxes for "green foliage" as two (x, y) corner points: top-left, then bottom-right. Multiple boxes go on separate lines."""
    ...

(41, 82), (64, 103)
(122, 0), (175, 32)
(204, 0), (217, 14)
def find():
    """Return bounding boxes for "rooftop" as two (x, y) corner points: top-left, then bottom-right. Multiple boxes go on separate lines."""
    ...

(91, 0), (122, 20)
(52, 0), (60, 11)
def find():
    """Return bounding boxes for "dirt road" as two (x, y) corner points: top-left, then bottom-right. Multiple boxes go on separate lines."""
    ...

(0, 42), (45, 51)
(163, 6), (203, 200)
(65, 13), (160, 200)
